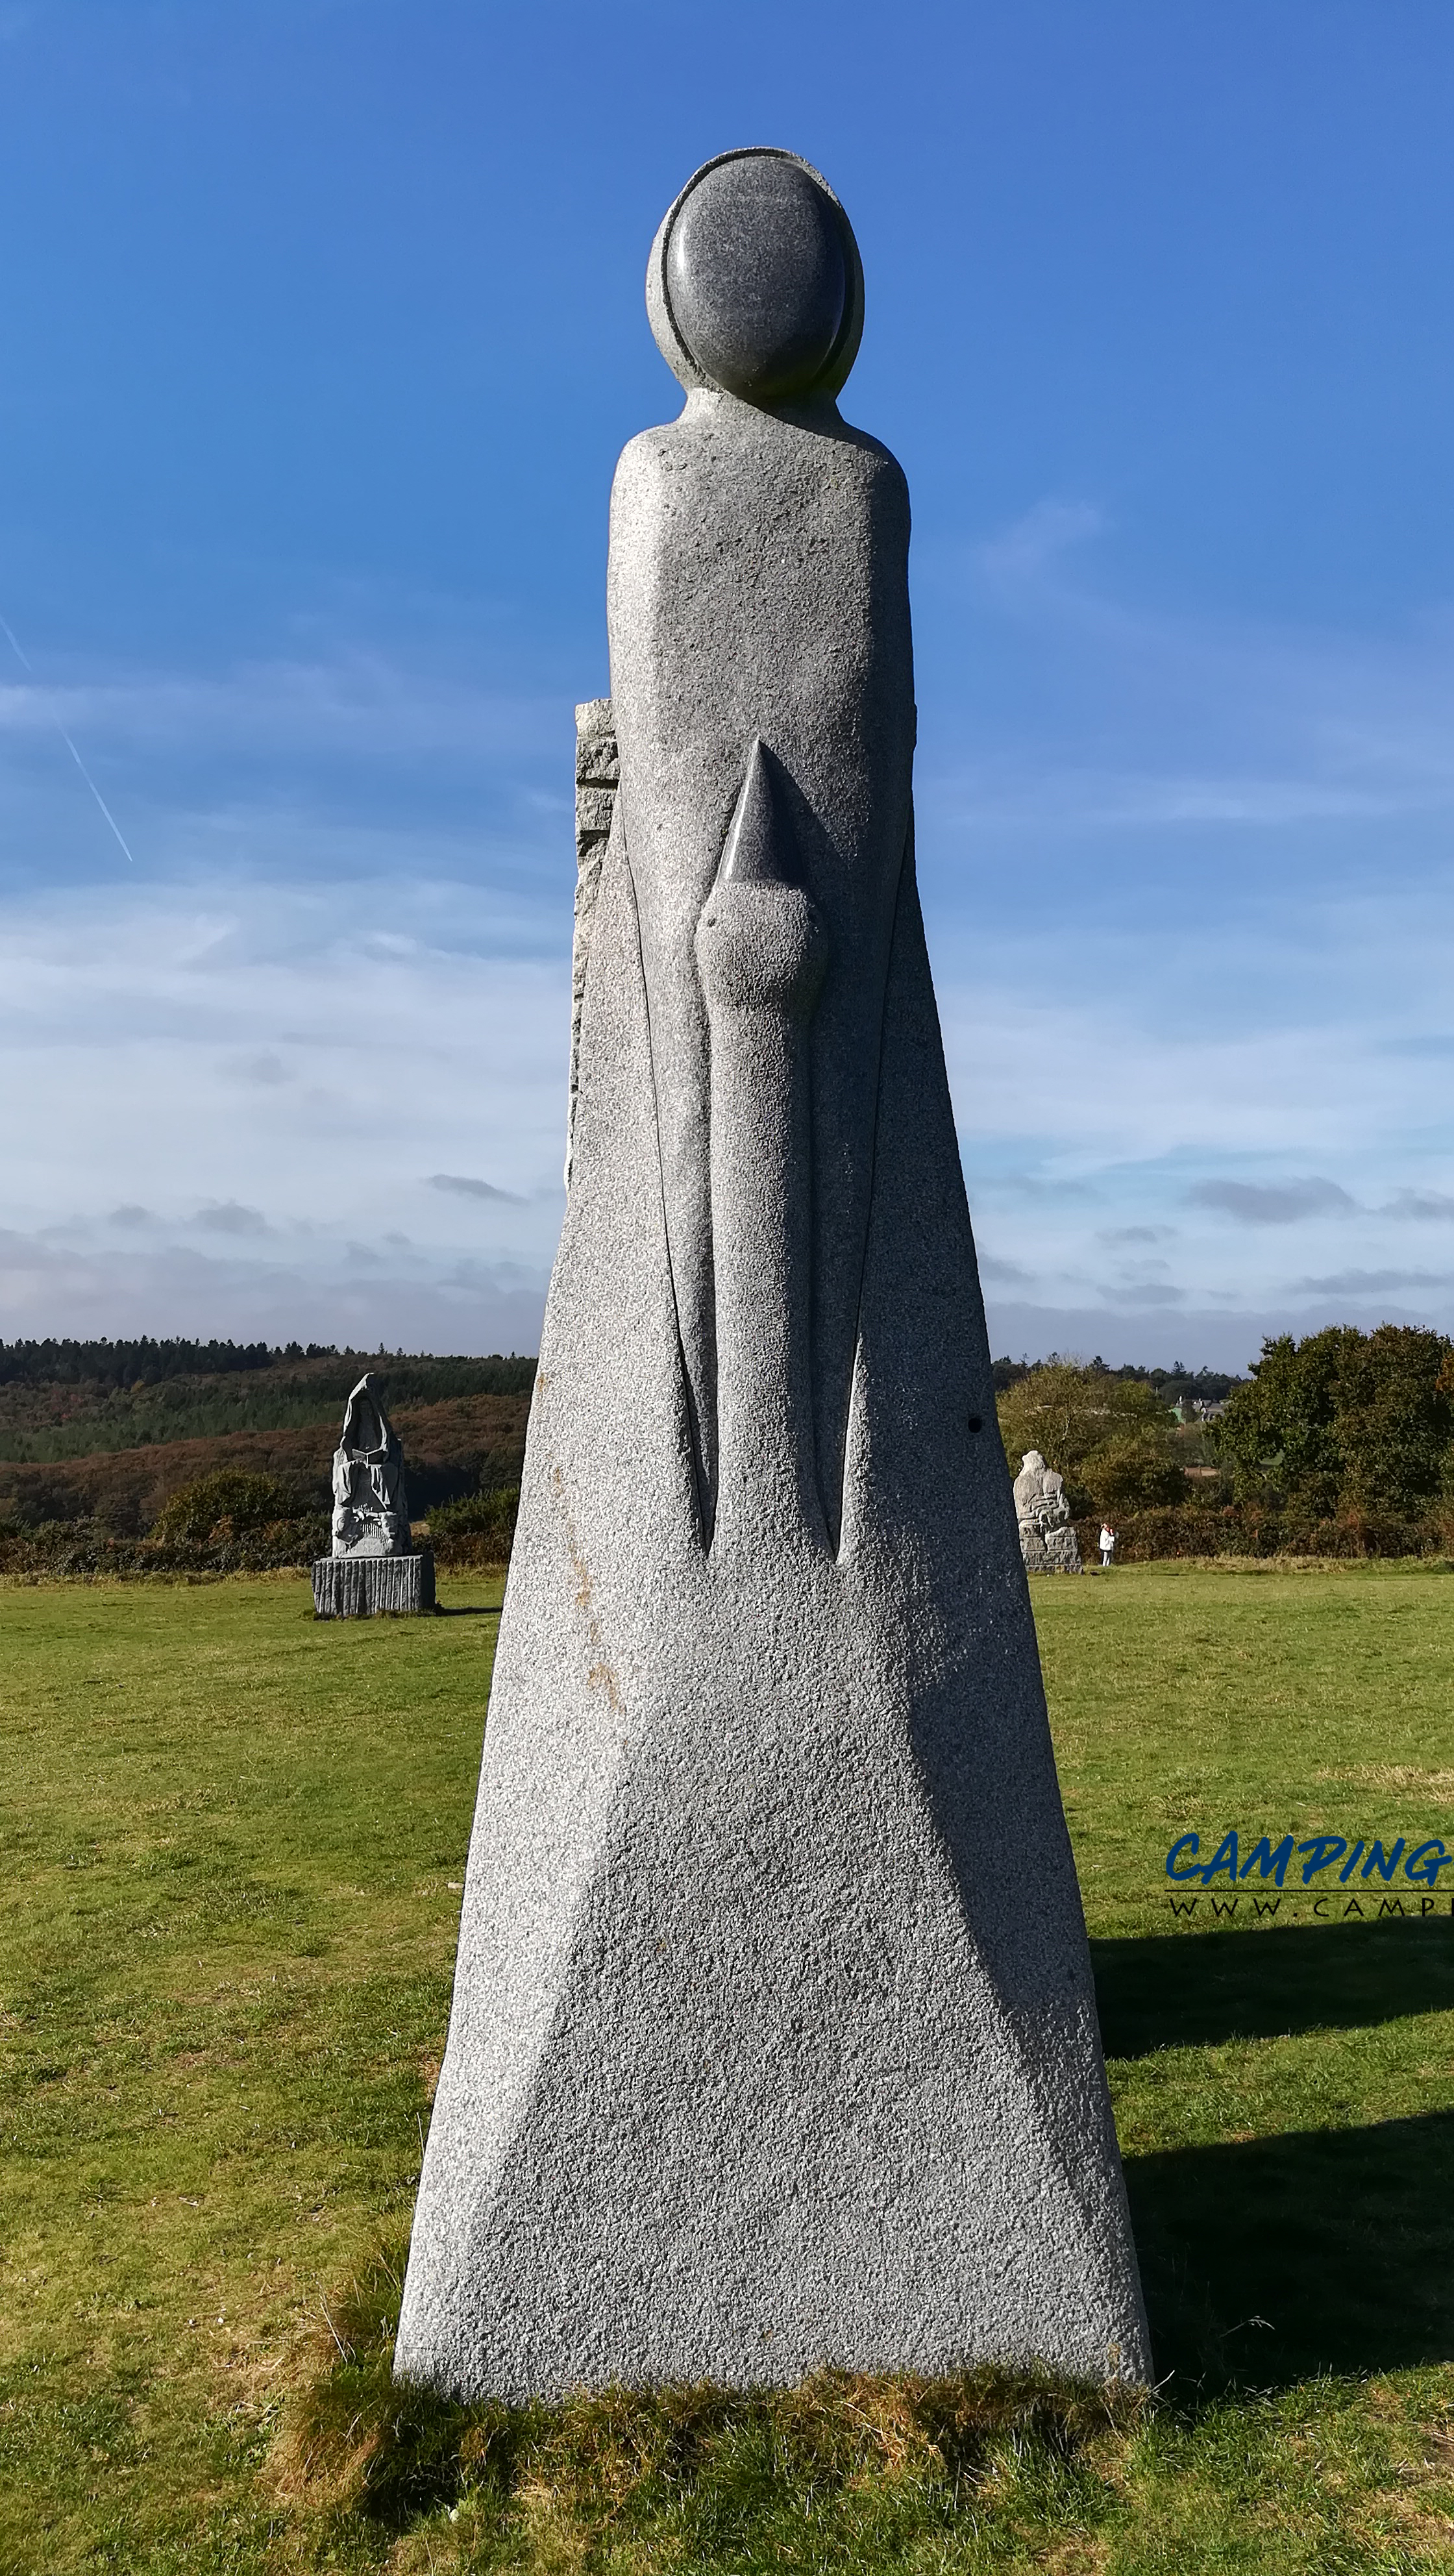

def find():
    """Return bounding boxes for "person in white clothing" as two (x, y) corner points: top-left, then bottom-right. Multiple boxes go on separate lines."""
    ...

(1099, 1523), (1116, 1568)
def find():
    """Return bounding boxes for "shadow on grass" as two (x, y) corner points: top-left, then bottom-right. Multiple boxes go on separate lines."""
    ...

(1099, 1922), (1454, 2384)
(432, 1604), (501, 1618)
(1093, 1916), (1454, 2057)
(1128, 2107), (1454, 2388)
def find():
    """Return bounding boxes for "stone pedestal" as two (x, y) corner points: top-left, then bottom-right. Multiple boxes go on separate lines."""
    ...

(312, 1548), (435, 1617)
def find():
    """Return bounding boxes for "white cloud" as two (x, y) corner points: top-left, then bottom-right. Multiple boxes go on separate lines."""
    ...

(0, 865), (567, 1344)
(905, 504), (1454, 1354)
(0, 649), (564, 765)
(1382, 1189), (1454, 1222)
(1292, 1269), (1454, 1298)
(0, 1222), (545, 1352)
(922, 502), (1454, 897)
(1096, 1280), (1187, 1306)
(195, 1201), (271, 1236)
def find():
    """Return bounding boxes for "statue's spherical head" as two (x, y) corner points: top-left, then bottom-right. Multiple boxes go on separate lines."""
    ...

(647, 149), (864, 403)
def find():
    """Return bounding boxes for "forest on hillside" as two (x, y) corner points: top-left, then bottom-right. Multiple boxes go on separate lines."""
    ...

(3, 1327), (1451, 1574)
(0, 1343), (534, 1563)
(0, 1341), (536, 1463)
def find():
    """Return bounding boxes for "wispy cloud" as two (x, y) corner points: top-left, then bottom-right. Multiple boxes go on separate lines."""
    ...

(922, 499), (1454, 888)
(0, 868), (568, 1342)
(428, 1173), (525, 1205)
(1188, 1178), (1357, 1226)
(1096, 1280), (1187, 1306)
(917, 514), (1454, 1352)
(222, 1052), (291, 1087)
(195, 1200), (270, 1236)
(1292, 1269), (1454, 1297)
(1381, 1189), (1454, 1222)
(0, 1221), (547, 1352)
(0, 649), (564, 766)
(3, 558), (1452, 1363)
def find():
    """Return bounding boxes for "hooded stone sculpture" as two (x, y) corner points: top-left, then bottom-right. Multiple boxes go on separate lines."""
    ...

(330, 1372), (410, 1558)
(396, 148), (1148, 2397)
(311, 1372), (434, 1615)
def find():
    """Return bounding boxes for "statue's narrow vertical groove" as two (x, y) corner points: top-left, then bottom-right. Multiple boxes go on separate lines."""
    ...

(696, 740), (827, 1554)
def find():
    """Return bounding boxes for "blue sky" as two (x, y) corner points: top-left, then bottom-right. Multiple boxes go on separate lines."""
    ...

(3, 0), (1454, 1367)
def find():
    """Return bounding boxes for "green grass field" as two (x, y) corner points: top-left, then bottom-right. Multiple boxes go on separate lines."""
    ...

(3, 1565), (1454, 2571)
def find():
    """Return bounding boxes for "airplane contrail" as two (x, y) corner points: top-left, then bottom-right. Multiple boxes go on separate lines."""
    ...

(0, 610), (135, 865)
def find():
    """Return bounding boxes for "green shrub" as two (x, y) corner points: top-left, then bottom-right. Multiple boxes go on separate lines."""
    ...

(1213, 1324), (1454, 1517)
(1075, 1500), (1446, 1562)
(428, 1485), (519, 1567)
(1079, 1435), (1187, 1515)
(998, 1362), (1182, 1515)
(151, 1468), (307, 1544)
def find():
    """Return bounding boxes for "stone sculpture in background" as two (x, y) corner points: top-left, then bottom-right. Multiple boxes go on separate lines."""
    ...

(330, 1372), (410, 1555)
(1015, 1450), (1084, 1574)
(397, 148), (1147, 2399)
(566, 697), (619, 1185)
(312, 1372), (434, 1616)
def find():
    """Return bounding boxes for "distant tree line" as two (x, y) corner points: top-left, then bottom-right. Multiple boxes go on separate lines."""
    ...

(992, 1354), (1244, 1405)
(0, 1336), (284, 1387)
(0, 1350), (540, 1476)
(0, 1337), (536, 1391)
(7, 1328), (1451, 1572)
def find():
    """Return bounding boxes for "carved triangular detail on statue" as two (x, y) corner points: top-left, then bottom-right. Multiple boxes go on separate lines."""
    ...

(719, 738), (802, 887)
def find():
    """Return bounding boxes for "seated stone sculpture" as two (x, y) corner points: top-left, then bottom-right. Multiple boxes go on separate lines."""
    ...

(330, 1374), (411, 1558)
(1013, 1449), (1083, 1573)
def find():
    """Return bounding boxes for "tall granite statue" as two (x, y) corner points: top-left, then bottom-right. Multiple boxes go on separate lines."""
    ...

(312, 1372), (434, 1616)
(397, 149), (1148, 2394)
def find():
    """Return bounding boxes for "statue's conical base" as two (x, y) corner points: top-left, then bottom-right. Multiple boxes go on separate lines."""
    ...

(394, 840), (1148, 2398)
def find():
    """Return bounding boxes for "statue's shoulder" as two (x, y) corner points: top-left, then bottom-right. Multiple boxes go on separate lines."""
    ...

(611, 422), (685, 492)
(830, 419), (911, 517)
(611, 411), (908, 515)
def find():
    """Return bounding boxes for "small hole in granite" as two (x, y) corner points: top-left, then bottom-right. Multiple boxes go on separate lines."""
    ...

(967, 1414), (983, 1434)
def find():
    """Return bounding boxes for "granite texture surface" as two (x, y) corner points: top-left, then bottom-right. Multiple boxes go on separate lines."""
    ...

(608, 389), (913, 1537)
(396, 148), (1148, 2399)
(312, 1549), (434, 1617)
(665, 154), (846, 402)
(567, 698), (619, 1187)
